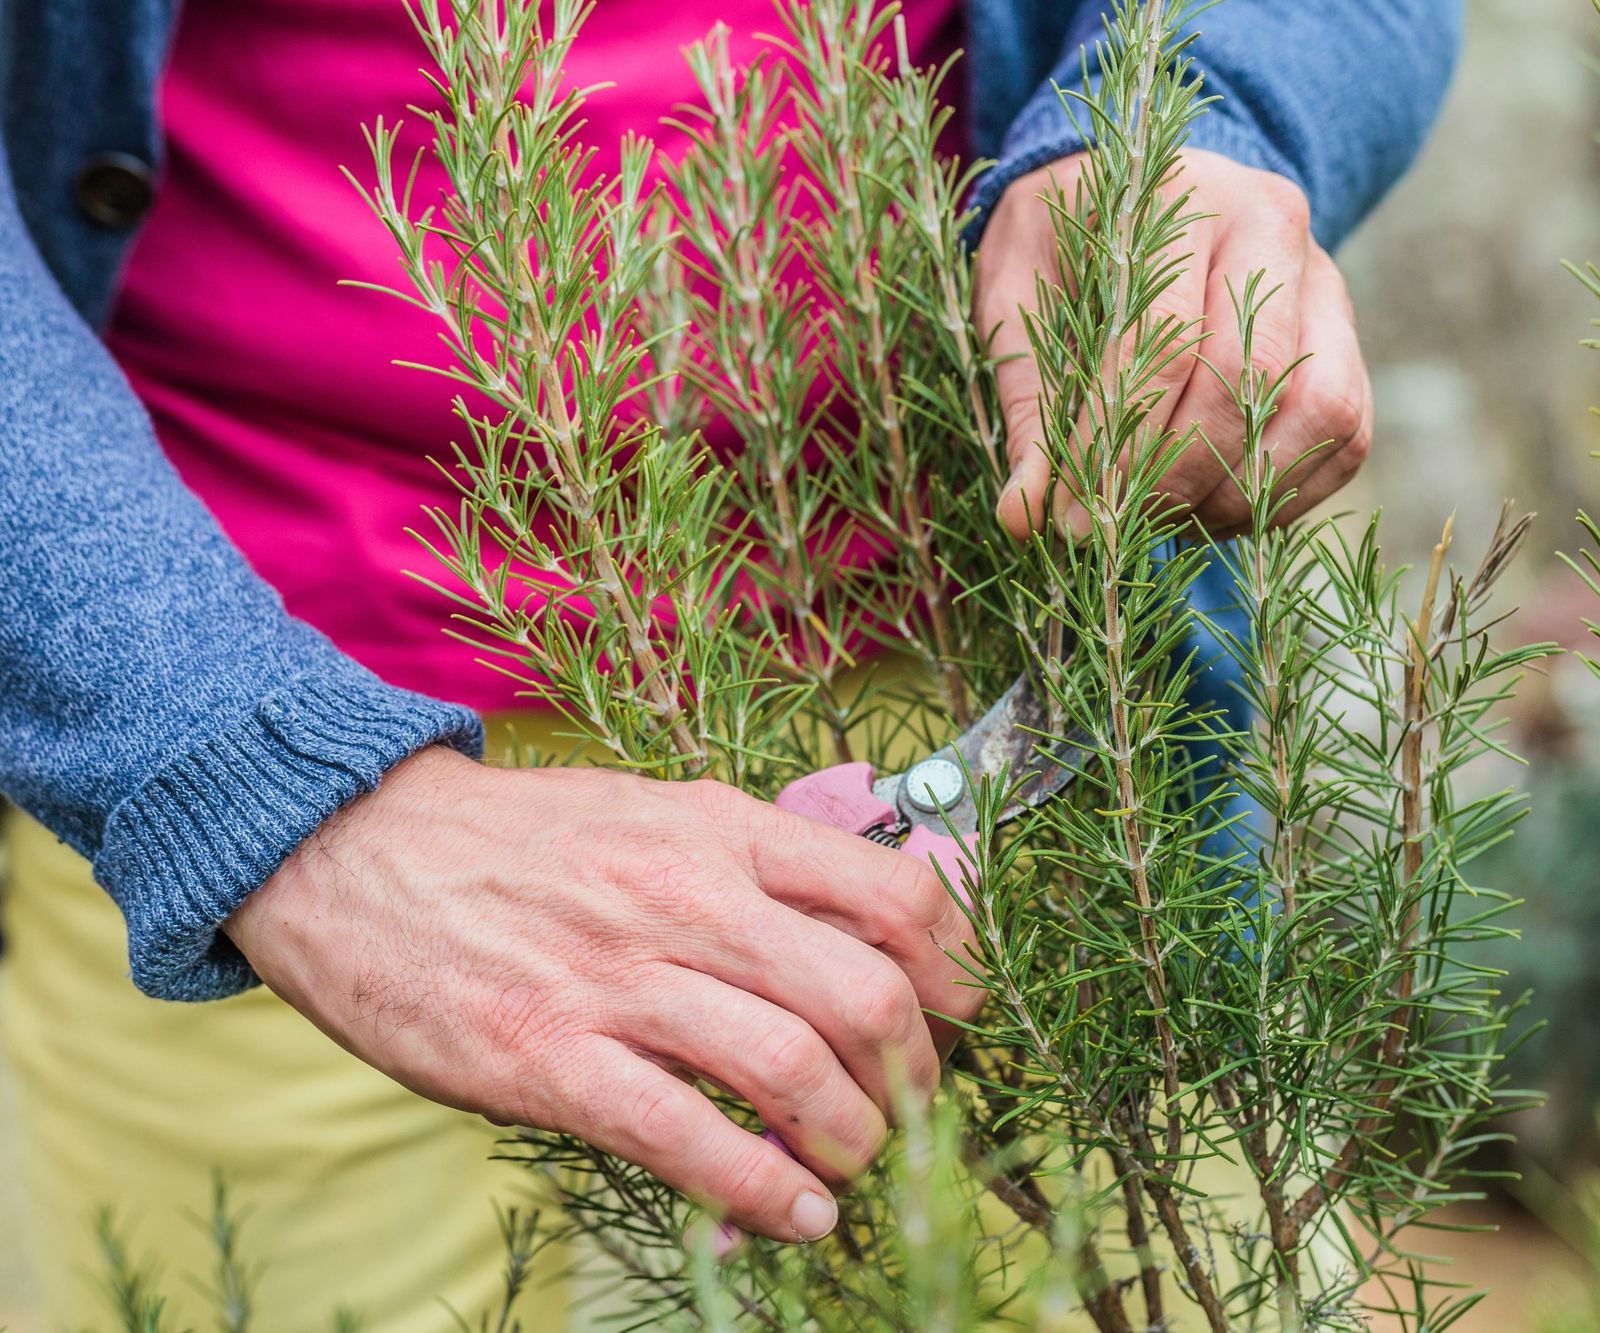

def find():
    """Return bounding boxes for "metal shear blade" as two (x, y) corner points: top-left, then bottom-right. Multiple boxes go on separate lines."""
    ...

(872, 673), (1089, 840)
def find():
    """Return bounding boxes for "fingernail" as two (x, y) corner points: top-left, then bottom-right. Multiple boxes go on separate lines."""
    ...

(1056, 497), (1093, 541)
(713, 1220), (745, 1260)
(790, 1190), (838, 1242)
(685, 1215), (746, 1262)
(762, 1128), (798, 1160)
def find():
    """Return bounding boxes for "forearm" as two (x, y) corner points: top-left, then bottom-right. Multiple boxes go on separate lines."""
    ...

(972, 0), (1463, 249)
(976, 5), (1378, 543)
(0, 149), (481, 1001)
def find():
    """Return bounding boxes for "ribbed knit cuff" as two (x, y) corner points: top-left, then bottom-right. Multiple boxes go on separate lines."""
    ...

(94, 662), (484, 1001)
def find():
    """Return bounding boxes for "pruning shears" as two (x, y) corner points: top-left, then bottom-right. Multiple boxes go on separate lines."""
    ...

(775, 673), (1091, 890)
(684, 675), (1093, 1253)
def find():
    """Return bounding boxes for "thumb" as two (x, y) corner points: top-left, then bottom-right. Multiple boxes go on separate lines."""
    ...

(972, 160), (1088, 542)
(993, 341), (1054, 541)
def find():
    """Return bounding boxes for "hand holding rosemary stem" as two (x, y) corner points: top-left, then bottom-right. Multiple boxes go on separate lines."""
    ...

(344, 0), (1551, 1327)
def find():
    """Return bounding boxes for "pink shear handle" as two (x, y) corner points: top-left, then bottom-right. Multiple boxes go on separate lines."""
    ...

(774, 763), (975, 902)
(775, 763), (894, 835)
(691, 767), (972, 1255)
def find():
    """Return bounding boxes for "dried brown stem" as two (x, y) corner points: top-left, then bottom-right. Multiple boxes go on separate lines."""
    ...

(1113, 1107), (1231, 1333)
(1288, 516), (1454, 1232)
(957, 1139), (1131, 1333)
(1119, 1172), (1165, 1327)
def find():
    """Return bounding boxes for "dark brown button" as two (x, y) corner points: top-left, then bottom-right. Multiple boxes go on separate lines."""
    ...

(73, 152), (156, 228)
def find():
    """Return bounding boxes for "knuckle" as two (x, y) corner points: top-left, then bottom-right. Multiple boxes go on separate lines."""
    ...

(1160, 341), (1202, 394)
(1198, 488), (1252, 533)
(690, 779), (778, 866)
(1247, 326), (1298, 391)
(1258, 172), (1311, 234)
(619, 842), (701, 914)
(1303, 378), (1370, 453)
(755, 1019), (831, 1094)
(998, 391), (1044, 449)
(629, 1079), (693, 1155)
(723, 1146), (788, 1221)
(1142, 295), (1199, 360)
(479, 981), (545, 1055)
(897, 1039), (941, 1107)
(1134, 324), (1198, 403)
(1345, 417), (1373, 469)
(851, 966), (919, 1048)
(836, 1110), (890, 1181)
(756, 804), (813, 865)
(687, 776), (744, 820)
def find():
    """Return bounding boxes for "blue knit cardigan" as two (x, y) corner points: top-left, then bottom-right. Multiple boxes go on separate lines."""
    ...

(0, 0), (1461, 999)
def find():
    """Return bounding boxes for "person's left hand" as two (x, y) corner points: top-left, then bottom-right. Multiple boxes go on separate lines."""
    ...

(976, 147), (1374, 542)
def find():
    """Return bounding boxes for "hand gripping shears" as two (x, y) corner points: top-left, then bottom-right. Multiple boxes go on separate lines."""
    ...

(695, 675), (1086, 1253)
(775, 672), (1091, 892)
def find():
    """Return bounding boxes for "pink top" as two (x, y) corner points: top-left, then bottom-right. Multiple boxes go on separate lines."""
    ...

(106, 0), (964, 712)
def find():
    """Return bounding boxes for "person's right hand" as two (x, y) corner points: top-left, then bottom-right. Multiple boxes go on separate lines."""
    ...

(223, 746), (980, 1246)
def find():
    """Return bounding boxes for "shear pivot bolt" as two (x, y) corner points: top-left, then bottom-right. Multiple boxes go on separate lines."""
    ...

(905, 758), (965, 812)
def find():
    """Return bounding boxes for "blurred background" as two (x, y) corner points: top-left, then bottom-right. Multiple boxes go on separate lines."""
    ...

(3, 0), (1600, 1327)
(1297, 0), (1600, 1324)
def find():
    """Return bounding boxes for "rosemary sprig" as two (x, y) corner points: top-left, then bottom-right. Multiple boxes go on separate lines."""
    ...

(353, 2), (1549, 1327)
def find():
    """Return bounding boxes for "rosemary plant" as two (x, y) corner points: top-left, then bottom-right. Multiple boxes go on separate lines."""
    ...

(86, 1178), (550, 1333)
(354, 0), (1547, 1327)
(1564, 251), (1600, 677)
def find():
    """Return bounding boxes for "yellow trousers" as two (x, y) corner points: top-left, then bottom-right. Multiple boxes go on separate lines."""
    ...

(0, 680), (1298, 1331)
(0, 718), (573, 1333)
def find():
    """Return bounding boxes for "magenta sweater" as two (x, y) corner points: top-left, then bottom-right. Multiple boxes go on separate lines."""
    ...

(103, 0), (963, 714)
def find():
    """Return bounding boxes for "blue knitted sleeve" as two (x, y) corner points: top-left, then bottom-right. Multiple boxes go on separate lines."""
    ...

(970, 1), (1464, 250)
(0, 133), (484, 1002)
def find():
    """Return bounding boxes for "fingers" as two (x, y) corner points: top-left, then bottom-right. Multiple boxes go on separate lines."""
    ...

(973, 160), (1083, 540)
(973, 154), (1371, 542)
(985, 220), (1217, 541)
(620, 966), (890, 1189)
(993, 332), (1051, 538)
(1114, 217), (1215, 446)
(1166, 177), (1311, 525)
(1253, 247), (1372, 528)
(696, 893), (943, 1112)
(572, 1041), (841, 1244)
(984, 223), (1064, 540)
(732, 795), (980, 1030)
(1049, 219), (1216, 540)
(1196, 247), (1371, 537)
(681, 783), (961, 1101)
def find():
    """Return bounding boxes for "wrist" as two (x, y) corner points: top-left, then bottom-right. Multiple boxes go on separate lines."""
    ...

(98, 654), (484, 1002)
(224, 744), (477, 959)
